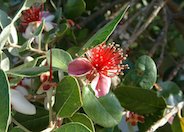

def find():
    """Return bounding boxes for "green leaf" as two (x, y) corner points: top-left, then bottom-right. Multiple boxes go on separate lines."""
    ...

(78, 5), (130, 55)
(138, 110), (163, 132)
(46, 48), (73, 72)
(7, 66), (53, 77)
(55, 122), (91, 132)
(115, 86), (166, 114)
(44, 24), (68, 44)
(158, 81), (183, 106)
(10, 127), (24, 132)
(54, 76), (82, 118)
(82, 86), (123, 127)
(0, 9), (10, 28)
(13, 106), (49, 131)
(0, 70), (10, 132)
(123, 55), (157, 89)
(64, 0), (86, 18)
(70, 113), (95, 132)
(171, 116), (182, 132)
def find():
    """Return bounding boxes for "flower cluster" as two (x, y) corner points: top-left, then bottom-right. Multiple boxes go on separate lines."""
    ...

(68, 42), (128, 97)
(20, 6), (55, 43)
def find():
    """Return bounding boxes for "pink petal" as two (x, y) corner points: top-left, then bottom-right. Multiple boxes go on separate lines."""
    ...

(68, 58), (93, 76)
(91, 74), (111, 97)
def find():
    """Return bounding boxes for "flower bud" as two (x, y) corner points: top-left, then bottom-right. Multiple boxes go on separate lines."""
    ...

(11, 89), (36, 115)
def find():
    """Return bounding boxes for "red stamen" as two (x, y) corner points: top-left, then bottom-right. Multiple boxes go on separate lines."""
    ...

(85, 42), (128, 78)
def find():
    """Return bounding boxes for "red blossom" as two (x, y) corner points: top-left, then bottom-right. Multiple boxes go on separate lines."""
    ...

(21, 6), (42, 28)
(68, 42), (128, 97)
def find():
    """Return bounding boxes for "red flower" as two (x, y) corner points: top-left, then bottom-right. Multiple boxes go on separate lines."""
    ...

(21, 6), (42, 28)
(68, 42), (128, 97)
(125, 111), (145, 126)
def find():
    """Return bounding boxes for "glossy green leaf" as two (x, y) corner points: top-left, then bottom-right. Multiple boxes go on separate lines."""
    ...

(64, 0), (86, 18)
(13, 106), (49, 131)
(55, 122), (91, 132)
(158, 81), (183, 106)
(70, 113), (95, 132)
(54, 76), (82, 118)
(82, 86), (123, 127)
(78, 5), (130, 55)
(7, 66), (53, 77)
(123, 55), (157, 89)
(138, 110), (164, 132)
(0, 70), (10, 132)
(46, 48), (73, 72)
(115, 86), (166, 114)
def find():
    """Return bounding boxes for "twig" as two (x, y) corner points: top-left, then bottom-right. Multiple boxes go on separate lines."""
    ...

(41, 122), (56, 132)
(167, 57), (184, 81)
(156, 6), (168, 68)
(147, 101), (184, 132)
(7, 43), (46, 55)
(123, 0), (166, 49)
(78, 0), (128, 28)
(25, 94), (46, 102)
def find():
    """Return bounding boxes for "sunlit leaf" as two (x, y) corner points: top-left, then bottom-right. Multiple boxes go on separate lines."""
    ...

(82, 86), (123, 127)
(54, 76), (82, 118)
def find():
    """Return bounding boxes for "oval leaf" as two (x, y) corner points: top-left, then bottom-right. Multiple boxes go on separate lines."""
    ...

(78, 5), (130, 55)
(70, 113), (95, 132)
(82, 86), (123, 127)
(64, 0), (86, 18)
(158, 81), (183, 106)
(123, 55), (157, 89)
(54, 76), (82, 118)
(55, 122), (91, 132)
(8, 66), (53, 77)
(0, 70), (10, 132)
(115, 86), (166, 114)
(46, 48), (73, 72)
(13, 106), (49, 131)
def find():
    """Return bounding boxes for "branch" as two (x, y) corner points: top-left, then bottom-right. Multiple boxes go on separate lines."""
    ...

(7, 43), (46, 55)
(147, 101), (184, 132)
(78, 0), (129, 28)
(123, 0), (166, 49)
(156, 6), (168, 69)
(167, 57), (184, 81)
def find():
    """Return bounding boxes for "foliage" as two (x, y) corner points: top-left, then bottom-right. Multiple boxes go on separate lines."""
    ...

(0, 0), (184, 132)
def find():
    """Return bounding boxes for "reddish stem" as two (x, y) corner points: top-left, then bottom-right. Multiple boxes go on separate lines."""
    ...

(49, 48), (52, 82)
